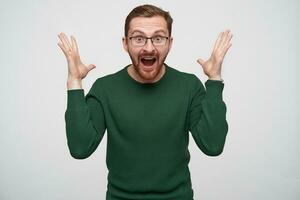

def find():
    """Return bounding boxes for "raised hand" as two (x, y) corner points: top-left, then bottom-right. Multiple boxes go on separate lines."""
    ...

(197, 29), (233, 80)
(57, 33), (96, 82)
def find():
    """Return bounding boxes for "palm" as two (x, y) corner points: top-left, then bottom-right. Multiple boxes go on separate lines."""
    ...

(197, 30), (233, 79)
(67, 52), (90, 79)
(57, 33), (96, 80)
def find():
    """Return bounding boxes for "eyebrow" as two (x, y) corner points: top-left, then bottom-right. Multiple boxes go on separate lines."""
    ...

(130, 30), (167, 35)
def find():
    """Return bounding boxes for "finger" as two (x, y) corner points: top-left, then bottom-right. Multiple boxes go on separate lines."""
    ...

(71, 35), (79, 54)
(58, 33), (71, 52)
(213, 31), (223, 53)
(218, 29), (230, 50)
(197, 58), (205, 66)
(225, 32), (233, 45)
(221, 32), (233, 53)
(60, 32), (72, 50)
(87, 64), (96, 72)
(221, 43), (232, 58)
(57, 42), (68, 57)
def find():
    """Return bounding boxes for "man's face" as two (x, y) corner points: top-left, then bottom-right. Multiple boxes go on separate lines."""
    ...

(122, 16), (173, 81)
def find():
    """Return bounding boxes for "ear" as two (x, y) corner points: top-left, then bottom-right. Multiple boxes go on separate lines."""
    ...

(168, 36), (173, 52)
(122, 37), (129, 52)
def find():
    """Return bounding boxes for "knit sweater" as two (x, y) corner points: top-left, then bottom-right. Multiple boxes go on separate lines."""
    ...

(64, 63), (228, 200)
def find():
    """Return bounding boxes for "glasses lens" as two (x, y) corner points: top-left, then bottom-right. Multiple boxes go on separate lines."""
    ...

(131, 37), (145, 46)
(152, 36), (167, 46)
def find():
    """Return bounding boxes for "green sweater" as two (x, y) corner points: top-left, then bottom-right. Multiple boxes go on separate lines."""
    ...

(64, 63), (228, 200)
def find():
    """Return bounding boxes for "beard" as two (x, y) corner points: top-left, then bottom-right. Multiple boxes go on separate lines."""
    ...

(128, 51), (168, 82)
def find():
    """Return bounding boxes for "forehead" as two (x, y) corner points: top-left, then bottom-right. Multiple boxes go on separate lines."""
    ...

(128, 16), (168, 35)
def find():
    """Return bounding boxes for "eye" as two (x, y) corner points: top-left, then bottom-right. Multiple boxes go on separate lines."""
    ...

(153, 36), (163, 42)
(134, 36), (145, 43)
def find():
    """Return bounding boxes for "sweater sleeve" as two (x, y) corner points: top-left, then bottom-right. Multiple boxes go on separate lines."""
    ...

(188, 75), (228, 156)
(64, 80), (106, 159)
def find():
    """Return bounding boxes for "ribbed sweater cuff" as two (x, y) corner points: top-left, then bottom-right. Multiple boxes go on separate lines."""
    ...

(204, 80), (224, 100)
(67, 89), (86, 109)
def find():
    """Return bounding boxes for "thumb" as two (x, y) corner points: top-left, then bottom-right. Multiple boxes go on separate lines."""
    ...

(197, 58), (205, 66)
(87, 64), (96, 72)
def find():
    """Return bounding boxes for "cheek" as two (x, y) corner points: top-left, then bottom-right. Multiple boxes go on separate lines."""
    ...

(158, 48), (169, 59)
(128, 47), (140, 56)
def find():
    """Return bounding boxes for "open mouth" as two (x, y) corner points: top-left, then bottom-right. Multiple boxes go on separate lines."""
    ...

(140, 56), (157, 71)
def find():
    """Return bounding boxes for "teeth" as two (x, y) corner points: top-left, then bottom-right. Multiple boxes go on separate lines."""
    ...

(142, 57), (155, 60)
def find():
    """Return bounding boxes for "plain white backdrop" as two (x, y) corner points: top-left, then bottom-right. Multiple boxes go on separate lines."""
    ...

(0, 0), (299, 199)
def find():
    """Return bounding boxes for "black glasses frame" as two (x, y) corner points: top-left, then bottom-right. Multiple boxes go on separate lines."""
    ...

(128, 36), (169, 46)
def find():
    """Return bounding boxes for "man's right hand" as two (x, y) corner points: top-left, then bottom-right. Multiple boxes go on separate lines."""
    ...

(57, 32), (96, 89)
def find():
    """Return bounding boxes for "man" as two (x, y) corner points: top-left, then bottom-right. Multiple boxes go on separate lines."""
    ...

(58, 4), (232, 200)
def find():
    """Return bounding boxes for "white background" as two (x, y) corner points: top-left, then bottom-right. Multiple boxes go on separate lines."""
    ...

(0, 0), (299, 199)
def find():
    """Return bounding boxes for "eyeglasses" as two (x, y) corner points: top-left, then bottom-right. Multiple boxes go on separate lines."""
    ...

(128, 36), (169, 47)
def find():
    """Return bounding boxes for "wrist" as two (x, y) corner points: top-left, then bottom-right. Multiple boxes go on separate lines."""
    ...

(67, 78), (82, 90)
(208, 75), (223, 81)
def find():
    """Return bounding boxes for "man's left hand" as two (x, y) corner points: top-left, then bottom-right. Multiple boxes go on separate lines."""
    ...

(197, 29), (233, 80)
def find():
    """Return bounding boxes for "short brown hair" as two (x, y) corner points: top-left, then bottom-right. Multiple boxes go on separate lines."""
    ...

(124, 4), (173, 37)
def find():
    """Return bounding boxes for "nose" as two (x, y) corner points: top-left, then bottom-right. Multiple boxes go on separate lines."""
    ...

(142, 38), (155, 52)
